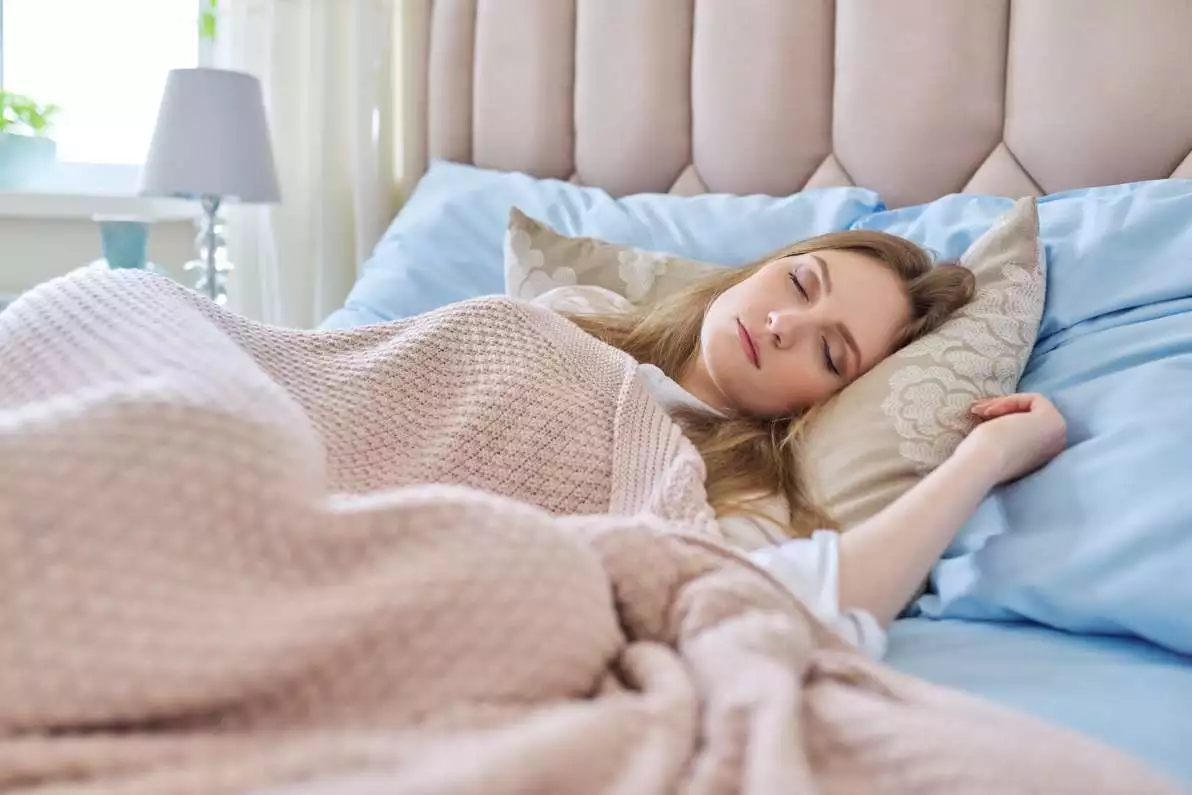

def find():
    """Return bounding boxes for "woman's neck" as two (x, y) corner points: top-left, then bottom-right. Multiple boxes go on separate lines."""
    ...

(677, 355), (730, 414)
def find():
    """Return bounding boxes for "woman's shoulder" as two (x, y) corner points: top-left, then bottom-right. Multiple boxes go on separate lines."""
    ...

(412, 295), (572, 339)
(433, 294), (537, 317)
(527, 285), (635, 316)
(442, 286), (631, 317)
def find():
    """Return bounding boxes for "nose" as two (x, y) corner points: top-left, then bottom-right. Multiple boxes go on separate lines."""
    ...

(766, 308), (811, 349)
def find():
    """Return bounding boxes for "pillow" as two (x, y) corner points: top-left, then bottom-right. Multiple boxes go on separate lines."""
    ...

(321, 159), (885, 329)
(849, 194), (1016, 262)
(530, 285), (635, 316)
(505, 207), (723, 306)
(506, 197), (1047, 532)
(800, 197), (1045, 525)
(916, 179), (1192, 656)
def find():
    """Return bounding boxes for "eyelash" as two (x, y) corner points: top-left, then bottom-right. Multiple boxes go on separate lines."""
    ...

(790, 271), (840, 376)
(822, 338), (841, 377)
(788, 272), (808, 300)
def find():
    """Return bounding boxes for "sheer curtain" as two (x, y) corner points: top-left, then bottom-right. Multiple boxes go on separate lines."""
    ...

(214, 0), (395, 328)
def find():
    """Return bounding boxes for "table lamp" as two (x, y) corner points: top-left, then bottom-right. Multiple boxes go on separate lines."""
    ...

(141, 68), (280, 304)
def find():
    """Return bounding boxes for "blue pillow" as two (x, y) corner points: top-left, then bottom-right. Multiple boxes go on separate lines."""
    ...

(321, 160), (885, 329)
(894, 179), (1192, 655)
(848, 192), (1015, 261)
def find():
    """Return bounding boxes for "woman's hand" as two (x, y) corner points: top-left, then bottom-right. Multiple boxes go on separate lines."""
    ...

(964, 393), (1068, 486)
(838, 392), (1066, 627)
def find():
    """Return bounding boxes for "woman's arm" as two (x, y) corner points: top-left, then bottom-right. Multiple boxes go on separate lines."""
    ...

(837, 393), (1067, 627)
(837, 438), (1000, 626)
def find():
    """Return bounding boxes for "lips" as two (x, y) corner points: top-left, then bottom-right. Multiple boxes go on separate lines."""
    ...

(737, 319), (760, 369)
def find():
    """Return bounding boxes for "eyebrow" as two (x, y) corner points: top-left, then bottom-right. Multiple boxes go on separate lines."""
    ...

(811, 254), (832, 294)
(811, 254), (861, 374)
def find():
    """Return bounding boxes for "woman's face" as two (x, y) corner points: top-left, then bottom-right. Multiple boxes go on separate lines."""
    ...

(680, 250), (912, 417)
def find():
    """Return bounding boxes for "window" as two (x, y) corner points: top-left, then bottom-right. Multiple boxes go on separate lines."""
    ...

(1, 0), (200, 194)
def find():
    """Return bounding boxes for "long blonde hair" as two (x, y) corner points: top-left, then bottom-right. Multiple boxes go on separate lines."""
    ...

(566, 231), (975, 538)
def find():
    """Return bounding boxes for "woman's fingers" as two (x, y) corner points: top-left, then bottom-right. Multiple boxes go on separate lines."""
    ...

(971, 393), (1040, 419)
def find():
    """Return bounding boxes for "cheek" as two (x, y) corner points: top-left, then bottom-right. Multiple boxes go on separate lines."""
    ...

(749, 361), (827, 416)
(705, 321), (741, 378)
(721, 268), (781, 307)
(702, 290), (747, 355)
(701, 290), (732, 331)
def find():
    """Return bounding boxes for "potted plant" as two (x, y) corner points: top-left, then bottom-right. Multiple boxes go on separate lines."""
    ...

(0, 91), (61, 189)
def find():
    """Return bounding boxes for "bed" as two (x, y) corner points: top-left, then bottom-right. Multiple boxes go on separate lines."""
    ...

(324, 0), (1192, 786)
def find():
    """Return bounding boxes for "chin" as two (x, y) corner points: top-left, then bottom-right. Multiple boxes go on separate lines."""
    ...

(741, 404), (787, 420)
(718, 384), (773, 419)
(731, 391), (793, 419)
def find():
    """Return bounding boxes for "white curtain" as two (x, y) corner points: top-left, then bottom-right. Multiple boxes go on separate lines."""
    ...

(214, 0), (396, 328)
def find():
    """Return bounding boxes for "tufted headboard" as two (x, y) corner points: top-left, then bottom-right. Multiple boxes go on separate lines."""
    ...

(392, 0), (1192, 208)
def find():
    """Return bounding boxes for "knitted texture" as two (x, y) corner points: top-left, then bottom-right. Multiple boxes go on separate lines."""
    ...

(0, 270), (1180, 795)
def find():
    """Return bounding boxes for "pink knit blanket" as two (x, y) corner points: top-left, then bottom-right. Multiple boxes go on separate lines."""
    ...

(0, 271), (1179, 794)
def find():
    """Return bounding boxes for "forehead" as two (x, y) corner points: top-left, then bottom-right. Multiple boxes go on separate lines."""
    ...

(793, 248), (897, 283)
(789, 248), (911, 359)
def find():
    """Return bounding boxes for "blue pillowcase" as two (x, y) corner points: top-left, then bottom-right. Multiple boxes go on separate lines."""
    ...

(849, 193), (1015, 262)
(868, 180), (1192, 656)
(320, 160), (885, 329)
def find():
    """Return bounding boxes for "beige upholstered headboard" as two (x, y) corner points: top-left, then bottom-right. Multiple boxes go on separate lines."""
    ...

(393, 0), (1192, 209)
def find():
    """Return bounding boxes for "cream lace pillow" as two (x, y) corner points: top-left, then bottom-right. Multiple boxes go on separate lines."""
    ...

(503, 207), (722, 308)
(800, 197), (1045, 527)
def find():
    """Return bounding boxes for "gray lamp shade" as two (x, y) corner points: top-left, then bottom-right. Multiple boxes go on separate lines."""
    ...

(141, 68), (280, 203)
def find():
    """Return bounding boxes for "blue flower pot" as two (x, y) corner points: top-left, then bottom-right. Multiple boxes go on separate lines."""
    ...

(0, 133), (57, 189)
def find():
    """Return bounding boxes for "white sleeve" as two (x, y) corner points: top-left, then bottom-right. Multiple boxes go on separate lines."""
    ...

(745, 531), (888, 660)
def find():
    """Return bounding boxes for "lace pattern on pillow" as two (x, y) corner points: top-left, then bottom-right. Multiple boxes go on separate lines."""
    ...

(506, 226), (577, 298)
(881, 251), (1046, 470)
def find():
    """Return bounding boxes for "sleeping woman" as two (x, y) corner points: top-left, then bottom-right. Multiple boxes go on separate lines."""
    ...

(565, 230), (1067, 657)
(0, 228), (1065, 667)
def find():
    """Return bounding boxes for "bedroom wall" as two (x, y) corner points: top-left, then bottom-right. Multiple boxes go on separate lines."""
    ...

(0, 219), (194, 303)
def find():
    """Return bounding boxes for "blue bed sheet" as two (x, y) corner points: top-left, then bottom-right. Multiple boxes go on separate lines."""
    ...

(886, 618), (1192, 787)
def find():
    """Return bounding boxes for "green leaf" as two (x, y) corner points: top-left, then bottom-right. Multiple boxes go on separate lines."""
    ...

(200, 0), (219, 42)
(199, 11), (217, 41)
(0, 90), (59, 136)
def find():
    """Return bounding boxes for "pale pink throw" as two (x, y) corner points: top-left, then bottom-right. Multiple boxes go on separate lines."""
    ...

(0, 270), (1180, 794)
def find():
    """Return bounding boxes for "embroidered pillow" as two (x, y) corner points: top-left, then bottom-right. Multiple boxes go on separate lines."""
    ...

(504, 207), (723, 307)
(528, 284), (636, 316)
(503, 198), (1045, 530)
(799, 197), (1045, 526)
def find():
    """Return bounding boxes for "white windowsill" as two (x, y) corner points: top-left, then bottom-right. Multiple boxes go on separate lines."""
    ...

(0, 162), (203, 221)
(0, 190), (202, 221)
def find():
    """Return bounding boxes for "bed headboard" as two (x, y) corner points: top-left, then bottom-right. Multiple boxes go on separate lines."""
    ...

(393, 0), (1192, 209)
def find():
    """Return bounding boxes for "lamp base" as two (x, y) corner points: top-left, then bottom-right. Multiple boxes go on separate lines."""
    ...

(186, 195), (231, 305)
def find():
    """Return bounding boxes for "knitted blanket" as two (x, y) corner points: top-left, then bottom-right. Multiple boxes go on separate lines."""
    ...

(0, 270), (1179, 795)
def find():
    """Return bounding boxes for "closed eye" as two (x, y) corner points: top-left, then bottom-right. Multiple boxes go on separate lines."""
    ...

(821, 337), (841, 377)
(789, 272), (808, 300)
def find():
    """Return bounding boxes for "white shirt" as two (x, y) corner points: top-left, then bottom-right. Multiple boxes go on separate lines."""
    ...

(637, 364), (887, 659)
